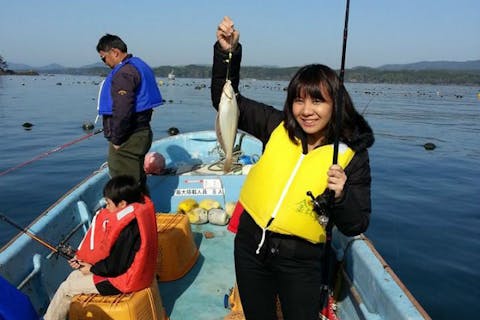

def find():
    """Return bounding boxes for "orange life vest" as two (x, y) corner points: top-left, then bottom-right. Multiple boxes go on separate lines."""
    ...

(77, 196), (157, 293)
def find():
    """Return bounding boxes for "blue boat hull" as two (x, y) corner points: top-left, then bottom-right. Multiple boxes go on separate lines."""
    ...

(0, 130), (429, 319)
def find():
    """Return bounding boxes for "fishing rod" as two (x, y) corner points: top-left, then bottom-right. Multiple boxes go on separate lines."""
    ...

(0, 128), (103, 177)
(307, 0), (351, 220)
(318, 0), (351, 318)
(332, 0), (350, 166)
(0, 213), (76, 260)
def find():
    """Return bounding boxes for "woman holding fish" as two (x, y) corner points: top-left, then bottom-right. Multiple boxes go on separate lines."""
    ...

(212, 16), (374, 320)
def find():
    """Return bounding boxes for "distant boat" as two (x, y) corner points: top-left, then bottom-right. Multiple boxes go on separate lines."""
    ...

(0, 130), (430, 319)
(168, 69), (175, 80)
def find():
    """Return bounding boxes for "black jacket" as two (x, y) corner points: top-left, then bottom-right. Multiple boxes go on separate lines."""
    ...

(211, 42), (374, 236)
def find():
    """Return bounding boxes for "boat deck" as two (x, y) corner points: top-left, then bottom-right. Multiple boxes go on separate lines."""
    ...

(158, 223), (235, 320)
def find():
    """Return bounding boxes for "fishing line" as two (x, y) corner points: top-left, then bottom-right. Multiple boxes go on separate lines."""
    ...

(0, 129), (103, 177)
(225, 31), (234, 81)
(1, 81), (106, 177)
(361, 95), (375, 115)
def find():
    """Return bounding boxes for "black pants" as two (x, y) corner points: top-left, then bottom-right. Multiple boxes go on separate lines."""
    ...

(234, 212), (325, 320)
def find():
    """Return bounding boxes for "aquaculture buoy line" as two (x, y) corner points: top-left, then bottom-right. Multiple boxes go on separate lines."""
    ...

(0, 128), (104, 177)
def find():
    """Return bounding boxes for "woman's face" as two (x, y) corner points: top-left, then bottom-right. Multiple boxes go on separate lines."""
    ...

(292, 86), (333, 145)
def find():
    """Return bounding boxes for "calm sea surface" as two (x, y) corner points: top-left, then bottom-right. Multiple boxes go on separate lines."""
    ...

(1, 75), (479, 319)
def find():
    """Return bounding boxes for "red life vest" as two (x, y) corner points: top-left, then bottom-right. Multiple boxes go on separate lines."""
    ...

(77, 196), (158, 293)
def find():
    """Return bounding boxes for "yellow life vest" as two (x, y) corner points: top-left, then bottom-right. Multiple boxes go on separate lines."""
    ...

(239, 124), (355, 243)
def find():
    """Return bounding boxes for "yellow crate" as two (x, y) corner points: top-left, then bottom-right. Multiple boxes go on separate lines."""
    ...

(69, 281), (168, 320)
(156, 213), (199, 281)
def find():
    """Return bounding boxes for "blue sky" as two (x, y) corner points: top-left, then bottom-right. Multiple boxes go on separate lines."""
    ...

(1, 0), (479, 68)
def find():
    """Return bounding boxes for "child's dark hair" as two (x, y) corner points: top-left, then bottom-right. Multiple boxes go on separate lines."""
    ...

(103, 175), (143, 205)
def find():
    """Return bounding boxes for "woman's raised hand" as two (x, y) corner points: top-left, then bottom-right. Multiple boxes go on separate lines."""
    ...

(216, 16), (240, 52)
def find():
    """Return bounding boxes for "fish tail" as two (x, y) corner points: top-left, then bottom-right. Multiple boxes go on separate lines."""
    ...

(223, 156), (233, 173)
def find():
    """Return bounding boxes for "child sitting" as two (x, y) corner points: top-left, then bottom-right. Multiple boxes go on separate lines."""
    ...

(44, 175), (157, 320)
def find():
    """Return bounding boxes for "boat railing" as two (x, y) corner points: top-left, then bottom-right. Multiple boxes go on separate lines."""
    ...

(13, 201), (93, 292)
(17, 254), (42, 290)
(332, 231), (431, 320)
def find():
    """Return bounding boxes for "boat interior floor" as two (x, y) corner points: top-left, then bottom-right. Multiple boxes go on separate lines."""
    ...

(158, 223), (235, 320)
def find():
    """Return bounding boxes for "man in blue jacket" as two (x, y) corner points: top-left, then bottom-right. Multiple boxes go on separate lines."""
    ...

(0, 275), (38, 320)
(96, 34), (163, 193)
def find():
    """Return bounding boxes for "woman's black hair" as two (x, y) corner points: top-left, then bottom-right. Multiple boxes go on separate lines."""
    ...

(103, 175), (143, 205)
(283, 64), (359, 145)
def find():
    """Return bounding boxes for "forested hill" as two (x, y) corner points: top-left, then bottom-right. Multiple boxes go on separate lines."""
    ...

(378, 60), (480, 71)
(150, 65), (480, 85)
(5, 60), (480, 86)
(343, 67), (480, 85)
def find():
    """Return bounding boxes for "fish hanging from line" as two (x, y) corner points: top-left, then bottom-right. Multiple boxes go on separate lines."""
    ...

(216, 79), (239, 173)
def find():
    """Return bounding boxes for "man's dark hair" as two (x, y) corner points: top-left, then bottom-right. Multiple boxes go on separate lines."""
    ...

(96, 34), (128, 53)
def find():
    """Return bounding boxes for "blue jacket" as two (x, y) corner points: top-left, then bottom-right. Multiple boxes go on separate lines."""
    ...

(98, 56), (162, 115)
(0, 276), (38, 320)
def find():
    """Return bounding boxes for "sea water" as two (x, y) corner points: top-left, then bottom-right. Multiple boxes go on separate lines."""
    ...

(0, 75), (479, 319)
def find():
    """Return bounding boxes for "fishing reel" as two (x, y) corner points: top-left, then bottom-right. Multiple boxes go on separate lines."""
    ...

(306, 191), (331, 228)
(56, 244), (77, 260)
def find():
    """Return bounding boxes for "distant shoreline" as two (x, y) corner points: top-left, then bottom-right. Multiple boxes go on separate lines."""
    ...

(0, 69), (39, 76)
(2, 65), (479, 86)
